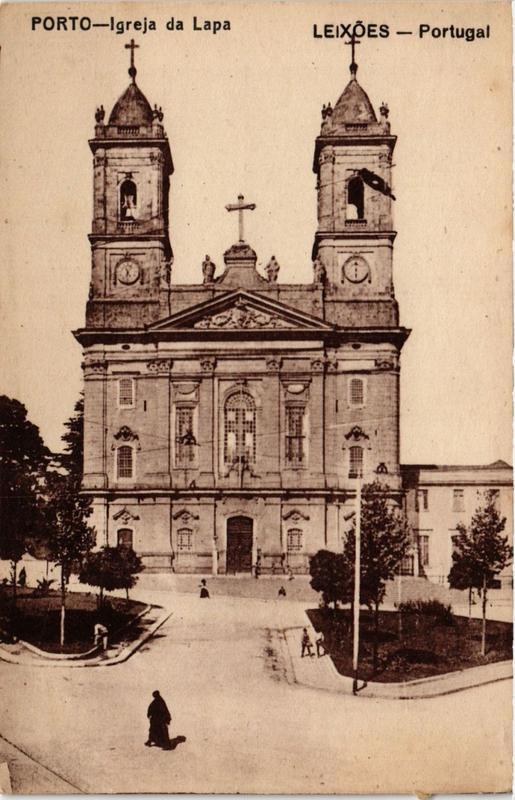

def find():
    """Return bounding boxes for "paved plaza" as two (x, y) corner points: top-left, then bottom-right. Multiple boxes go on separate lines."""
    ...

(0, 579), (512, 794)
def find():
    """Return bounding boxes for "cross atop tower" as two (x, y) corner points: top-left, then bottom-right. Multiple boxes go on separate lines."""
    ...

(345, 32), (361, 79)
(125, 39), (139, 83)
(225, 194), (256, 243)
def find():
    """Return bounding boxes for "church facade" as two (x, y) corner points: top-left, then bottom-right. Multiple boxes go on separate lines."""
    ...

(75, 46), (411, 574)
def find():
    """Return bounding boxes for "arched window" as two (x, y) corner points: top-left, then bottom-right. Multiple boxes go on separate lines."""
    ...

(117, 528), (133, 549)
(120, 179), (137, 220)
(224, 391), (256, 465)
(347, 176), (364, 220)
(117, 445), (133, 479)
(348, 446), (363, 479)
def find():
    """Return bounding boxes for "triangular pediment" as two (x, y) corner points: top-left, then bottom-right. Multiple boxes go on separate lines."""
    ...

(148, 290), (333, 333)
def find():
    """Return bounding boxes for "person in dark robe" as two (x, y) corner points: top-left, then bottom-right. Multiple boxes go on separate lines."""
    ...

(199, 579), (210, 598)
(145, 690), (172, 749)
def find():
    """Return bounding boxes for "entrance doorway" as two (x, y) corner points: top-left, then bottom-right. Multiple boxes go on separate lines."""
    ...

(226, 516), (253, 574)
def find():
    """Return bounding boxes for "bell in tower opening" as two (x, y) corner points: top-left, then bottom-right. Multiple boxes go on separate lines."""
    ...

(120, 176), (137, 220)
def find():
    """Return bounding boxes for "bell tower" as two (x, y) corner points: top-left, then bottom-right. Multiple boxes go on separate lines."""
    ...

(313, 49), (398, 328)
(87, 40), (173, 329)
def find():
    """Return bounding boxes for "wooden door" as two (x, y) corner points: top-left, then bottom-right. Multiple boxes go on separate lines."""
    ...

(226, 516), (253, 573)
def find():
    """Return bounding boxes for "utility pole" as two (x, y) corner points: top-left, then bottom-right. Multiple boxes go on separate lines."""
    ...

(352, 473), (362, 695)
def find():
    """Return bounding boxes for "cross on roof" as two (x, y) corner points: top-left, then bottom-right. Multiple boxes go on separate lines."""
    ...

(225, 194), (256, 243)
(125, 39), (139, 82)
(345, 32), (361, 78)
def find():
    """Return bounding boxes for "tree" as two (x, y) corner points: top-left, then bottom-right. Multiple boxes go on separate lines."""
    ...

(344, 481), (412, 671)
(309, 550), (353, 610)
(45, 397), (95, 647)
(448, 553), (482, 619)
(451, 490), (512, 655)
(80, 546), (143, 605)
(0, 396), (50, 604)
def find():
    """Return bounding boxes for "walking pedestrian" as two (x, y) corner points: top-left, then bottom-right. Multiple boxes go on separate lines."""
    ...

(301, 627), (314, 658)
(199, 578), (210, 598)
(316, 632), (327, 657)
(278, 585), (286, 598)
(145, 690), (172, 749)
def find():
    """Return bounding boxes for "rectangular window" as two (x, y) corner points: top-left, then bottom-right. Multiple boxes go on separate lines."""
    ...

(177, 528), (193, 551)
(176, 407), (196, 466)
(400, 553), (414, 576)
(452, 488), (465, 512)
(287, 529), (303, 552)
(285, 406), (305, 466)
(117, 528), (133, 549)
(415, 489), (428, 511)
(118, 378), (134, 408)
(117, 445), (133, 479)
(349, 377), (365, 407)
(348, 446), (363, 479)
(418, 534), (430, 568)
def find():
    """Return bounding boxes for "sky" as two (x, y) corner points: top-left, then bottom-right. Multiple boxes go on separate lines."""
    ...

(0, 1), (512, 465)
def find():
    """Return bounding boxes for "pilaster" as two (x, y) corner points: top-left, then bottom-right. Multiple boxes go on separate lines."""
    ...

(82, 359), (107, 489)
(262, 357), (281, 485)
(198, 358), (216, 486)
(308, 357), (326, 488)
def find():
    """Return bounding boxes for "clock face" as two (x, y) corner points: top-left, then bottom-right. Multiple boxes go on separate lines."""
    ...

(117, 260), (140, 285)
(343, 255), (370, 284)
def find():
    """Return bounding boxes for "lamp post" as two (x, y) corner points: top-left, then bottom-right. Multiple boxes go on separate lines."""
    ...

(352, 472), (362, 695)
(351, 463), (387, 695)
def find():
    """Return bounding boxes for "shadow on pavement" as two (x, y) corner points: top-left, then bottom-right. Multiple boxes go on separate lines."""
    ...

(170, 735), (186, 751)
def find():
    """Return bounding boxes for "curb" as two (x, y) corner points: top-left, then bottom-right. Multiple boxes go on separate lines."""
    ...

(281, 624), (513, 699)
(16, 604), (151, 661)
(0, 606), (172, 668)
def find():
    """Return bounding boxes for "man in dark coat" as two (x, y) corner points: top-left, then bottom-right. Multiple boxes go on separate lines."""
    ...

(145, 690), (172, 749)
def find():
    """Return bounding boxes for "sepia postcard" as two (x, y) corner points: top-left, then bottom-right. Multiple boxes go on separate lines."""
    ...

(0, 0), (512, 795)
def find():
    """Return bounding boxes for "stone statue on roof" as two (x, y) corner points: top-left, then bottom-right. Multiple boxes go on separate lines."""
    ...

(202, 255), (216, 284)
(313, 256), (327, 285)
(265, 256), (280, 283)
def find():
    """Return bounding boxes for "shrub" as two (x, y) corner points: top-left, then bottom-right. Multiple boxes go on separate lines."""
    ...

(32, 578), (55, 597)
(396, 599), (454, 626)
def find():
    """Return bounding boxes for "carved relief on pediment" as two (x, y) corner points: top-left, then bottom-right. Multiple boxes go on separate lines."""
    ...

(194, 299), (296, 330)
(113, 507), (140, 525)
(112, 426), (140, 449)
(282, 508), (310, 522)
(172, 509), (200, 524)
(344, 425), (369, 442)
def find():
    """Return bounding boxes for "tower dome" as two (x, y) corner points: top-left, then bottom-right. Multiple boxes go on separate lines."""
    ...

(109, 82), (153, 126)
(330, 77), (377, 128)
